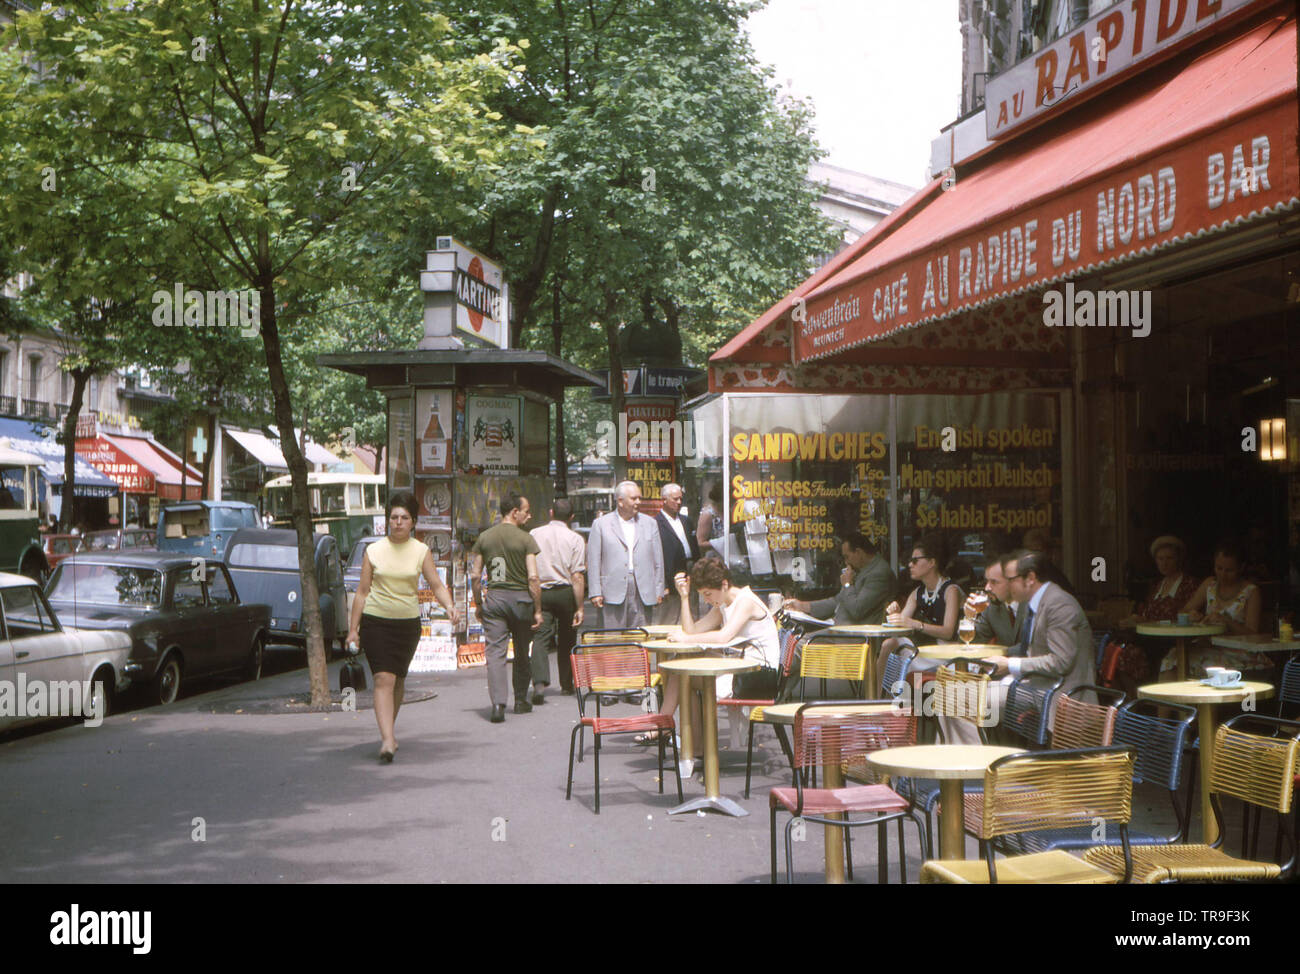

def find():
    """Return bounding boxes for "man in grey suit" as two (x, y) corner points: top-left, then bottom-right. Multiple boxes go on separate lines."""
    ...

(942, 549), (1095, 744)
(783, 533), (893, 625)
(587, 480), (665, 629)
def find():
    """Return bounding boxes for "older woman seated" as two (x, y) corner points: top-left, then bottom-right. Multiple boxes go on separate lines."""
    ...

(1178, 538), (1267, 680)
(1112, 535), (1199, 694)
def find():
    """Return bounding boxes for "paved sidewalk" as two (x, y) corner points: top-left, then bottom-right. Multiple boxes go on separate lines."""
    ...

(0, 659), (867, 884)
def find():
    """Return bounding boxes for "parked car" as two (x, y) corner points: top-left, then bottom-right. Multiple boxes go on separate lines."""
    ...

(0, 572), (133, 731)
(81, 527), (157, 553)
(44, 552), (271, 706)
(225, 528), (348, 655)
(156, 500), (258, 559)
(343, 535), (382, 620)
(43, 533), (83, 569)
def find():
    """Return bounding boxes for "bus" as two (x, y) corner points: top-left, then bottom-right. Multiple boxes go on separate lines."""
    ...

(567, 486), (615, 539)
(0, 439), (51, 580)
(265, 472), (386, 554)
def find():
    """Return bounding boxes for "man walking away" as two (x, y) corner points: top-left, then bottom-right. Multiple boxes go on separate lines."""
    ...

(471, 494), (543, 723)
(529, 498), (585, 701)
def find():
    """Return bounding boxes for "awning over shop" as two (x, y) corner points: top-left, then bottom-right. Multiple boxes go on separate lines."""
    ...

(225, 427), (338, 470)
(0, 418), (120, 498)
(100, 433), (202, 500)
(715, 13), (1299, 374)
(75, 436), (156, 494)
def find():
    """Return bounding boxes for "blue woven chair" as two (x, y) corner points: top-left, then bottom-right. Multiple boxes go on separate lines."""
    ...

(1278, 657), (1300, 718)
(1000, 676), (1063, 748)
(1012, 698), (1197, 854)
(879, 643), (918, 698)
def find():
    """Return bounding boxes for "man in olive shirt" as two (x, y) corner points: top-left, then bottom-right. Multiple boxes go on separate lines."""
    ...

(471, 493), (543, 723)
(784, 533), (893, 625)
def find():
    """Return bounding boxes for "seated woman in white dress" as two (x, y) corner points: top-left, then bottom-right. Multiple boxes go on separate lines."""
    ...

(1178, 539), (1267, 680)
(641, 559), (781, 752)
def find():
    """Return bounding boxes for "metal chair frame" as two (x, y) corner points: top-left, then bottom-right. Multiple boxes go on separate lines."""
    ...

(565, 644), (683, 813)
(769, 701), (927, 884)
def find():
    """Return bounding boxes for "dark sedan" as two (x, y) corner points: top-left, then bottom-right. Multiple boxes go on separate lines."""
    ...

(45, 552), (271, 706)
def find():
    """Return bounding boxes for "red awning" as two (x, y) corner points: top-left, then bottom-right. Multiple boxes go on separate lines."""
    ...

(75, 437), (155, 494)
(102, 434), (202, 500)
(716, 12), (1298, 369)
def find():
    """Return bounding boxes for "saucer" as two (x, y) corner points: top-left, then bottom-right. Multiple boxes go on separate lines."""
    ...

(1199, 678), (1244, 690)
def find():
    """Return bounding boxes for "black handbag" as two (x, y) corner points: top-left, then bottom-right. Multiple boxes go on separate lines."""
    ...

(339, 642), (367, 692)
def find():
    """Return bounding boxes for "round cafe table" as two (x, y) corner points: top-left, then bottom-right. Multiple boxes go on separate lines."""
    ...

(866, 744), (1023, 859)
(761, 701), (899, 884)
(914, 642), (1004, 660)
(642, 624), (683, 639)
(1137, 679), (1274, 845)
(824, 624), (912, 694)
(1211, 633), (1300, 654)
(658, 657), (759, 818)
(640, 639), (712, 775)
(1135, 623), (1225, 680)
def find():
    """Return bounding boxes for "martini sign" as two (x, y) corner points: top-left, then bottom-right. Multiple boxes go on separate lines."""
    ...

(434, 237), (508, 348)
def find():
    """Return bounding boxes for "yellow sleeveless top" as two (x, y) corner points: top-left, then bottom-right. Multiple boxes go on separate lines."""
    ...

(363, 537), (429, 619)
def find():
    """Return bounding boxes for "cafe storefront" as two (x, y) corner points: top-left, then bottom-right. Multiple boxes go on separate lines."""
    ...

(694, 1), (1299, 618)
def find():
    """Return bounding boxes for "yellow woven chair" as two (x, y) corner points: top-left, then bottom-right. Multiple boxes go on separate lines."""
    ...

(1082, 715), (1300, 883)
(963, 685), (1125, 836)
(922, 746), (1136, 884)
(747, 633), (869, 793)
(933, 659), (998, 746)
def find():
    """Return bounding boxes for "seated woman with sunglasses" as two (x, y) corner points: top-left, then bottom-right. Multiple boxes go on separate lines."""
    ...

(877, 534), (964, 677)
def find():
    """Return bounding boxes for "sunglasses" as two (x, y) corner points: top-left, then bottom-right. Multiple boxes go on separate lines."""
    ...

(908, 556), (931, 565)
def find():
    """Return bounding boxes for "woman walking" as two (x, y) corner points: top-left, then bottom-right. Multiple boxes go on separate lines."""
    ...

(347, 491), (459, 762)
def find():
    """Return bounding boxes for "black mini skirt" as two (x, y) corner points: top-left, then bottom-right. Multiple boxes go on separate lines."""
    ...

(359, 614), (422, 678)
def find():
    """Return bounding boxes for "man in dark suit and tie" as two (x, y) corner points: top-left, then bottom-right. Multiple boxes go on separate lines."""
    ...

(654, 483), (699, 623)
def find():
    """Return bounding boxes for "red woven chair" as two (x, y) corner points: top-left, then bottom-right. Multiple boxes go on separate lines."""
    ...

(713, 627), (801, 798)
(769, 701), (926, 884)
(566, 644), (683, 814)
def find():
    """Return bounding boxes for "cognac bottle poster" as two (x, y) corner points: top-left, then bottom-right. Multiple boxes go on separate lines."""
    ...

(416, 388), (453, 475)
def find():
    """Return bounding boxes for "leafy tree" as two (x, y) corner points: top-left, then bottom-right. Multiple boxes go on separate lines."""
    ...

(1, 1), (527, 705)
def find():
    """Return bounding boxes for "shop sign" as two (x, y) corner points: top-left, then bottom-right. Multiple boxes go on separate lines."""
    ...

(794, 103), (1296, 361)
(426, 237), (508, 348)
(466, 395), (520, 475)
(74, 437), (155, 494)
(987, 0), (1264, 140)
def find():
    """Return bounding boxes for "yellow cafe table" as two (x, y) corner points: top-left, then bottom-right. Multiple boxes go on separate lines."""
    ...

(1135, 623), (1225, 680)
(642, 624), (683, 639)
(914, 642), (1004, 661)
(639, 639), (712, 775)
(866, 744), (1023, 859)
(658, 656), (759, 818)
(1137, 679), (1274, 845)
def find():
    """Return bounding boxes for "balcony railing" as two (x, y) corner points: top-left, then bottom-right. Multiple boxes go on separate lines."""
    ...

(0, 395), (14, 417)
(21, 399), (53, 421)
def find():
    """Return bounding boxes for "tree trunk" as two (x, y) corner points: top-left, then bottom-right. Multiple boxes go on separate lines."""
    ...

(60, 368), (89, 533)
(201, 409), (218, 498)
(551, 280), (566, 495)
(602, 286), (625, 481)
(508, 182), (561, 347)
(258, 253), (329, 709)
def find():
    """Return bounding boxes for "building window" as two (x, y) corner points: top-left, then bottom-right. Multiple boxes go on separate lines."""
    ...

(26, 354), (41, 401)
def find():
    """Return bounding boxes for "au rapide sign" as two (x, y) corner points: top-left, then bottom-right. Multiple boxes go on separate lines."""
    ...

(985, 0), (1267, 141)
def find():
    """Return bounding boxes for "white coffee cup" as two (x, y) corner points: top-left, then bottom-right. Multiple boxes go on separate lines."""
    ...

(1205, 667), (1241, 686)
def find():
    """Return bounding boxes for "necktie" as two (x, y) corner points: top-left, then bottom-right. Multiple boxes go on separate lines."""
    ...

(1020, 607), (1036, 655)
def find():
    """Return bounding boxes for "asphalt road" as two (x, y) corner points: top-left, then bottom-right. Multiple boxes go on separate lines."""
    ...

(0, 649), (897, 884)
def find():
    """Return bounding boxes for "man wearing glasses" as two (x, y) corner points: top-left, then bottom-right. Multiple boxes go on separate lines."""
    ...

(783, 533), (893, 625)
(964, 556), (1025, 651)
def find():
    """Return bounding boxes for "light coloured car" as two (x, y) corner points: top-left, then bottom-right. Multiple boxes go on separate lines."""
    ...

(0, 572), (133, 732)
